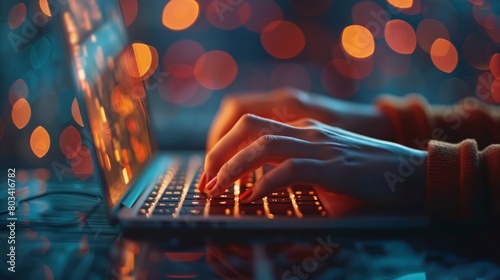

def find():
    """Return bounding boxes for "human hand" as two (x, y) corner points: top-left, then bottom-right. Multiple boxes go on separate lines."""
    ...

(206, 88), (394, 151)
(201, 115), (427, 209)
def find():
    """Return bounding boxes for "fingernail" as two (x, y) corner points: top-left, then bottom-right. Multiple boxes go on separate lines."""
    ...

(205, 177), (218, 192)
(239, 188), (253, 202)
(198, 172), (207, 191)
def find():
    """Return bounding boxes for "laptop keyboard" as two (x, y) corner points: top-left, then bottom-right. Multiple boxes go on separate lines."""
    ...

(139, 156), (327, 219)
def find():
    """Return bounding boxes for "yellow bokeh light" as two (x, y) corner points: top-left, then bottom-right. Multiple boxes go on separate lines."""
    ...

(12, 98), (31, 129)
(131, 43), (153, 78)
(341, 25), (375, 59)
(430, 38), (458, 73)
(30, 126), (51, 158)
(162, 0), (199, 31)
(39, 0), (51, 16)
(387, 0), (413, 9)
(71, 98), (84, 127)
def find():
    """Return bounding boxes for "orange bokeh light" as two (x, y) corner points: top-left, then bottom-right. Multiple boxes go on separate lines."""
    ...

(491, 54), (500, 78)
(416, 19), (450, 53)
(431, 39), (458, 73)
(120, 0), (138, 27)
(341, 25), (375, 59)
(8, 3), (26, 29)
(72, 98), (84, 127)
(9, 79), (28, 105)
(129, 43), (158, 79)
(387, 0), (413, 9)
(261, 20), (305, 59)
(194, 50), (237, 90)
(162, 0), (199, 31)
(111, 87), (134, 116)
(385, 20), (416, 55)
(12, 98), (31, 129)
(39, 0), (51, 17)
(30, 126), (51, 158)
(59, 126), (82, 159)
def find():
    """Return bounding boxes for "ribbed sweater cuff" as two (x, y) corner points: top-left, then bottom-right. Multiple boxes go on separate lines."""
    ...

(376, 95), (434, 149)
(426, 139), (485, 222)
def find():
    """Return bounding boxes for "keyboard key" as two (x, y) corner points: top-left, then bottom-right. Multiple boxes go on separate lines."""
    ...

(238, 205), (265, 216)
(268, 204), (295, 217)
(299, 206), (327, 217)
(211, 199), (235, 206)
(179, 206), (204, 215)
(185, 199), (207, 206)
(213, 193), (234, 199)
(295, 195), (318, 201)
(270, 190), (289, 197)
(267, 197), (292, 204)
(167, 185), (185, 191)
(184, 193), (207, 200)
(164, 190), (182, 196)
(296, 200), (322, 206)
(161, 196), (180, 202)
(240, 199), (263, 205)
(156, 202), (179, 208)
(209, 206), (234, 216)
(153, 208), (176, 215)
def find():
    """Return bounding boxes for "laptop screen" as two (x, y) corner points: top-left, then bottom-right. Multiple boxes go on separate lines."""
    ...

(63, 0), (154, 207)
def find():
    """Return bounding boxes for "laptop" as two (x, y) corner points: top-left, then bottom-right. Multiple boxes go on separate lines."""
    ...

(62, 0), (430, 228)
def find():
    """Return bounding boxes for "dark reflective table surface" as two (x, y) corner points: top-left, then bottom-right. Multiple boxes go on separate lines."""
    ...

(1, 178), (500, 279)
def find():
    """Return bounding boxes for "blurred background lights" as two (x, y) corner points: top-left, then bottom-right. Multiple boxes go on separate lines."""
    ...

(39, 0), (52, 17)
(162, 0), (199, 31)
(9, 79), (28, 105)
(30, 126), (51, 158)
(385, 20), (417, 55)
(70, 146), (93, 180)
(131, 43), (158, 79)
(416, 19), (450, 53)
(71, 98), (84, 127)
(387, 0), (413, 9)
(431, 38), (459, 73)
(288, 0), (333, 16)
(492, 78), (500, 103)
(270, 63), (311, 91)
(341, 25), (375, 59)
(12, 98), (31, 129)
(194, 50), (237, 90)
(244, 0), (283, 32)
(59, 126), (82, 159)
(119, 0), (138, 27)
(491, 54), (500, 78)
(205, 0), (251, 30)
(351, 1), (388, 39)
(8, 3), (26, 29)
(261, 20), (305, 59)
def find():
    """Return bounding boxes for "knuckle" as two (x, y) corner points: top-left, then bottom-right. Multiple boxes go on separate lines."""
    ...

(284, 158), (302, 174)
(205, 150), (216, 164)
(305, 127), (327, 139)
(237, 113), (258, 127)
(255, 134), (276, 148)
